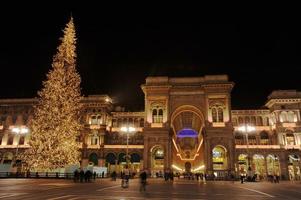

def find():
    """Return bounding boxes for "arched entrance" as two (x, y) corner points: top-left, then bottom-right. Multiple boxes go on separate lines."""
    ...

(151, 146), (164, 174)
(170, 105), (205, 171)
(105, 153), (116, 173)
(212, 146), (227, 170)
(252, 154), (265, 177)
(131, 153), (141, 174)
(267, 154), (280, 176)
(238, 154), (248, 174)
(288, 154), (300, 180)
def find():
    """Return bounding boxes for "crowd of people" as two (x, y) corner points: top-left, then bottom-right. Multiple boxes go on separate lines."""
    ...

(73, 169), (105, 183)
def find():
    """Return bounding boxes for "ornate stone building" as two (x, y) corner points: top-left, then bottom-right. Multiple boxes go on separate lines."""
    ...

(0, 75), (300, 180)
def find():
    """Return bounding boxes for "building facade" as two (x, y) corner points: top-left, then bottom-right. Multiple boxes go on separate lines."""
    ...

(0, 75), (301, 180)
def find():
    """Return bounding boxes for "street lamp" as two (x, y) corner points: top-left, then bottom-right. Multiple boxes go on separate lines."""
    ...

(238, 125), (255, 173)
(11, 126), (29, 170)
(120, 126), (136, 165)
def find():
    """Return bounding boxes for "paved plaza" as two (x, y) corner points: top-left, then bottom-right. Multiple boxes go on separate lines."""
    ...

(0, 178), (301, 200)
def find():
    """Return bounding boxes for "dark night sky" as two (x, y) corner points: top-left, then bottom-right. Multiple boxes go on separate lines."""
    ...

(0, 7), (300, 111)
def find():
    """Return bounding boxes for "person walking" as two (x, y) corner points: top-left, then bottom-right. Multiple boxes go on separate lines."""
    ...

(122, 165), (130, 188)
(93, 171), (96, 181)
(139, 170), (147, 192)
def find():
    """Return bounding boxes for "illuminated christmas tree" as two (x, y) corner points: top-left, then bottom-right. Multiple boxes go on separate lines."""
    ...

(24, 17), (82, 171)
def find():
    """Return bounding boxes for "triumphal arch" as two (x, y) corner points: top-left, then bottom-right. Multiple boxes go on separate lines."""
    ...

(141, 75), (235, 176)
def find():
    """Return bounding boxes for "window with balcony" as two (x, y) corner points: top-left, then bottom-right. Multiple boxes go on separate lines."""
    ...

(152, 109), (163, 123)
(212, 107), (223, 123)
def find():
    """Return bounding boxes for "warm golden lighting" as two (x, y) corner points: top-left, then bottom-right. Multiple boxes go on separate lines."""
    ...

(238, 125), (255, 132)
(11, 127), (29, 134)
(192, 165), (205, 172)
(172, 164), (183, 171)
(120, 126), (136, 132)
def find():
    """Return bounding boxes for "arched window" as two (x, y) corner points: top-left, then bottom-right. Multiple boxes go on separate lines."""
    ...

(212, 108), (217, 122)
(152, 109), (163, 123)
(91, 115), (97, 125)
(245, 116), (250, 124)
(217, 108), (223, 122)
(260, 131), (269, 145)
(158, 109), (163, 123)
(286, 133), (295, 145)
(152, 109), (157, 123)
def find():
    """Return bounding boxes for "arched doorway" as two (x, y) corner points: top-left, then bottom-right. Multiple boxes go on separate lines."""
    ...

(89, 153), (98, 166)
(131, 153), (141, 174)
(267, 154), (280, 176)
(252, 154), (265, 177)
(151, 146), (164, 174)
(170, 105), (205, 171)
(212, 146), (227, 170)
(288, 154), (300, 180)
(105, 153), (116, 173)
(238, 154), (248, 174)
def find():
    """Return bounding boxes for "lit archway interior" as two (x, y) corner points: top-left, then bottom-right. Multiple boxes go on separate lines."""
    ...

(172, 110), (203, 160)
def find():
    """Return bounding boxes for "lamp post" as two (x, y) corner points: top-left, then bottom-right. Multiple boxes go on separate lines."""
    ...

(238, 124), (255, 173)
(120, 126), (136, 165)
(11, 126), (29, 170)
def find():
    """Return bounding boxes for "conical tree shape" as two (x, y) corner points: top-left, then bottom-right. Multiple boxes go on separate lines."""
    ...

(24, 18), (82, 171)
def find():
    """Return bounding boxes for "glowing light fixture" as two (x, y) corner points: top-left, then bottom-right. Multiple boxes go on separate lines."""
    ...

(172, 164), (183, 171)
(11, 127), (29, 134)
(238, 125), (255, 132)
(192, 165), (205, 172)
(120, 126), (136, 132)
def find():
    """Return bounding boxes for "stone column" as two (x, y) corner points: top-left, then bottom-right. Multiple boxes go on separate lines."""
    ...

(280, 154), (288, 180)
(143, 137), (149, 170)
